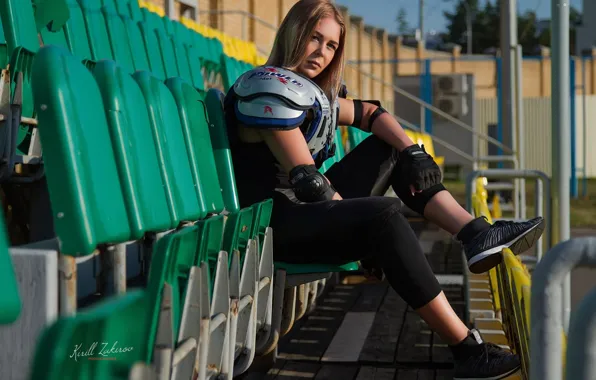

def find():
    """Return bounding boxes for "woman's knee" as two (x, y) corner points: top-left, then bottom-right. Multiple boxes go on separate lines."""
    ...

(393, 182), (447, 215)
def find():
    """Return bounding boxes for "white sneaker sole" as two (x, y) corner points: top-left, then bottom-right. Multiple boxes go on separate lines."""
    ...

(467, 219), (545, 274)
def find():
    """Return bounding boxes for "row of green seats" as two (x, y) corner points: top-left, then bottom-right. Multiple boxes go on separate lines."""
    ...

(2, 0), (271, 377)
(221, 54), (254, 91)
(26, 41), (267, 379)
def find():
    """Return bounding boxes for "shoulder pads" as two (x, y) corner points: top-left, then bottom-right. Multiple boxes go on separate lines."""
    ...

(232, 66), (319, 129)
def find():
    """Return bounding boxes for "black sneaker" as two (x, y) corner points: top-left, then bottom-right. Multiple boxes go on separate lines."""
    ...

(453, 330), (521, 380)
(463, 217), (545, 274)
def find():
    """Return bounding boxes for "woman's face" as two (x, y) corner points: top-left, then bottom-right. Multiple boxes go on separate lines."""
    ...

(297, 16), (341, 79)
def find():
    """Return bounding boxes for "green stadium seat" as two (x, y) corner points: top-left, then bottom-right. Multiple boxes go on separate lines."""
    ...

(77, 0), (114, 63)
(170, 20), (205, 93)
(0, 207), (21, 325)
(92, 60), (172, 236)
(165, 77), (223, 217)
(221, 55), (253, 91)
(28, 290), (152, 380)
(110, 0), (150, 72)
(137, 15), (166, 79)
(164, 76), (227, 283)
(31, 45), (131, 256)
(0, 16), (8, 69)
(195, 34), (223, 83)
(275, 261), (359, 275)
(99, 0), (136, 73)
(141, 9), (178, 78)
(113, 0), (132, 19)
(144, 225), (200, 362)
(61, 0), (94, 60)
(348, 126), (370, 150)
(1, 0), (40, 160)
(132, 70), (202, 224)
(31, 0), (70, 51)
(30, 44), (228, 378)
(127, 0), (144, 22)
(163, 18), (192, 80)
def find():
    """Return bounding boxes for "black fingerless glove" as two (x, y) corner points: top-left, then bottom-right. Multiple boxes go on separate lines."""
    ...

(398, 144), (442, 192)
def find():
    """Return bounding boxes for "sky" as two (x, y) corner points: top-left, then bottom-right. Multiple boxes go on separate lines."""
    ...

(335, 0), (583, 35)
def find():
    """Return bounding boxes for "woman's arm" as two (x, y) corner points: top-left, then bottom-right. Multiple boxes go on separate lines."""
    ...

(259, 128), (343, 200)
(337, 97), (414, 152)
(337, 97), (442, 194)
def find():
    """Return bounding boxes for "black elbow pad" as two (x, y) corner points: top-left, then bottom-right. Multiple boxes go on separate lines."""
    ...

(289, 165), (336, 203)
(351, 99), (385, 132)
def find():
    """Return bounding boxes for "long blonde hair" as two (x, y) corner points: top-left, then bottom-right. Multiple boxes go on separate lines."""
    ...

(266, 0), (346, 102)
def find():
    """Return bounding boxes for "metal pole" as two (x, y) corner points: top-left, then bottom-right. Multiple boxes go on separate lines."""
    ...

(535, 179), (544, 261)
(570, 57), (578, 198)
(465, 2), (472, 54)
(582, 58), (588, 197)
(565, 286), (596, 380)
(499, 0), (517, 162)
(530, 237), (596, 380)
(419, 0), (425, 47)
(551, 0), (571, 333)
(516, 45), (526, 219)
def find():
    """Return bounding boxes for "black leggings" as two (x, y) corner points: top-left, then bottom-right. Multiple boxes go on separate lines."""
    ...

(270, 135), (444, 310)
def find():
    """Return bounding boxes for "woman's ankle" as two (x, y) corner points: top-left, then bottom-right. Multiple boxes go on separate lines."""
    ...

(456, 217), (491, 244)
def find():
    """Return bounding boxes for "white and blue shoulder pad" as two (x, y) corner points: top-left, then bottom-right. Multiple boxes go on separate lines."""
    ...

(232, 66), (318, 130)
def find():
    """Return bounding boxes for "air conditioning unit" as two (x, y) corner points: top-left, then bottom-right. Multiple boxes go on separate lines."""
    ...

(435, 74), (469, 94)
(435, 94), (468, 118)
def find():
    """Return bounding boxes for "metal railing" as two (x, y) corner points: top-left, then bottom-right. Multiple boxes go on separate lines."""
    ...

(531, 237), (596, 380)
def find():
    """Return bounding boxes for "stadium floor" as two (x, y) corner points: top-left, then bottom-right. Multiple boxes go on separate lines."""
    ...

(241, 220), (520, 380)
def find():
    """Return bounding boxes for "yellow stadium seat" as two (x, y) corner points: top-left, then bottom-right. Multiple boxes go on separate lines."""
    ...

(418, 133), (444, 168)
(404, 130), (445, 169)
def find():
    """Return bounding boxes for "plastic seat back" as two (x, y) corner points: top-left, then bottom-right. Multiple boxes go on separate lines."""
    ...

(172, 21), (205, 92)
(132, 70), (202, 224)
(203, 88), (240, 213)
(31, 0), (70, 51)
(112, 0), (149, 72)
(0, 17), (7, 69)
(137, 17), (165, 80)
(61, 0), (93, 60)
(100, 0), (135, 73)
(162, 17), (194, 85)
(93, 60), (174, 235)
(31, 45), (131, 255)
(142, 9), (177, 78)
(29, 290), (150, 380)
(165, 77), (225, 216)
(78, 0), (113, 62)
(145, 226), (200, 361)
(1, 0), (39, 119)
(0, 207), (21, 324)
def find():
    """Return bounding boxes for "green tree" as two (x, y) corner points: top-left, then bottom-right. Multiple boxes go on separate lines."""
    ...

(443, 0), (583, 55)
(396, 7), (410, 35)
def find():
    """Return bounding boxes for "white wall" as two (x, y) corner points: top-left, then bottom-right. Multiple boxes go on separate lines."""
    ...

(475, 95), (596, 178)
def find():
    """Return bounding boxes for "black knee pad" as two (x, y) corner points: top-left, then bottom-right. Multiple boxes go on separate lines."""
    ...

(393, 182), (446, 215)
